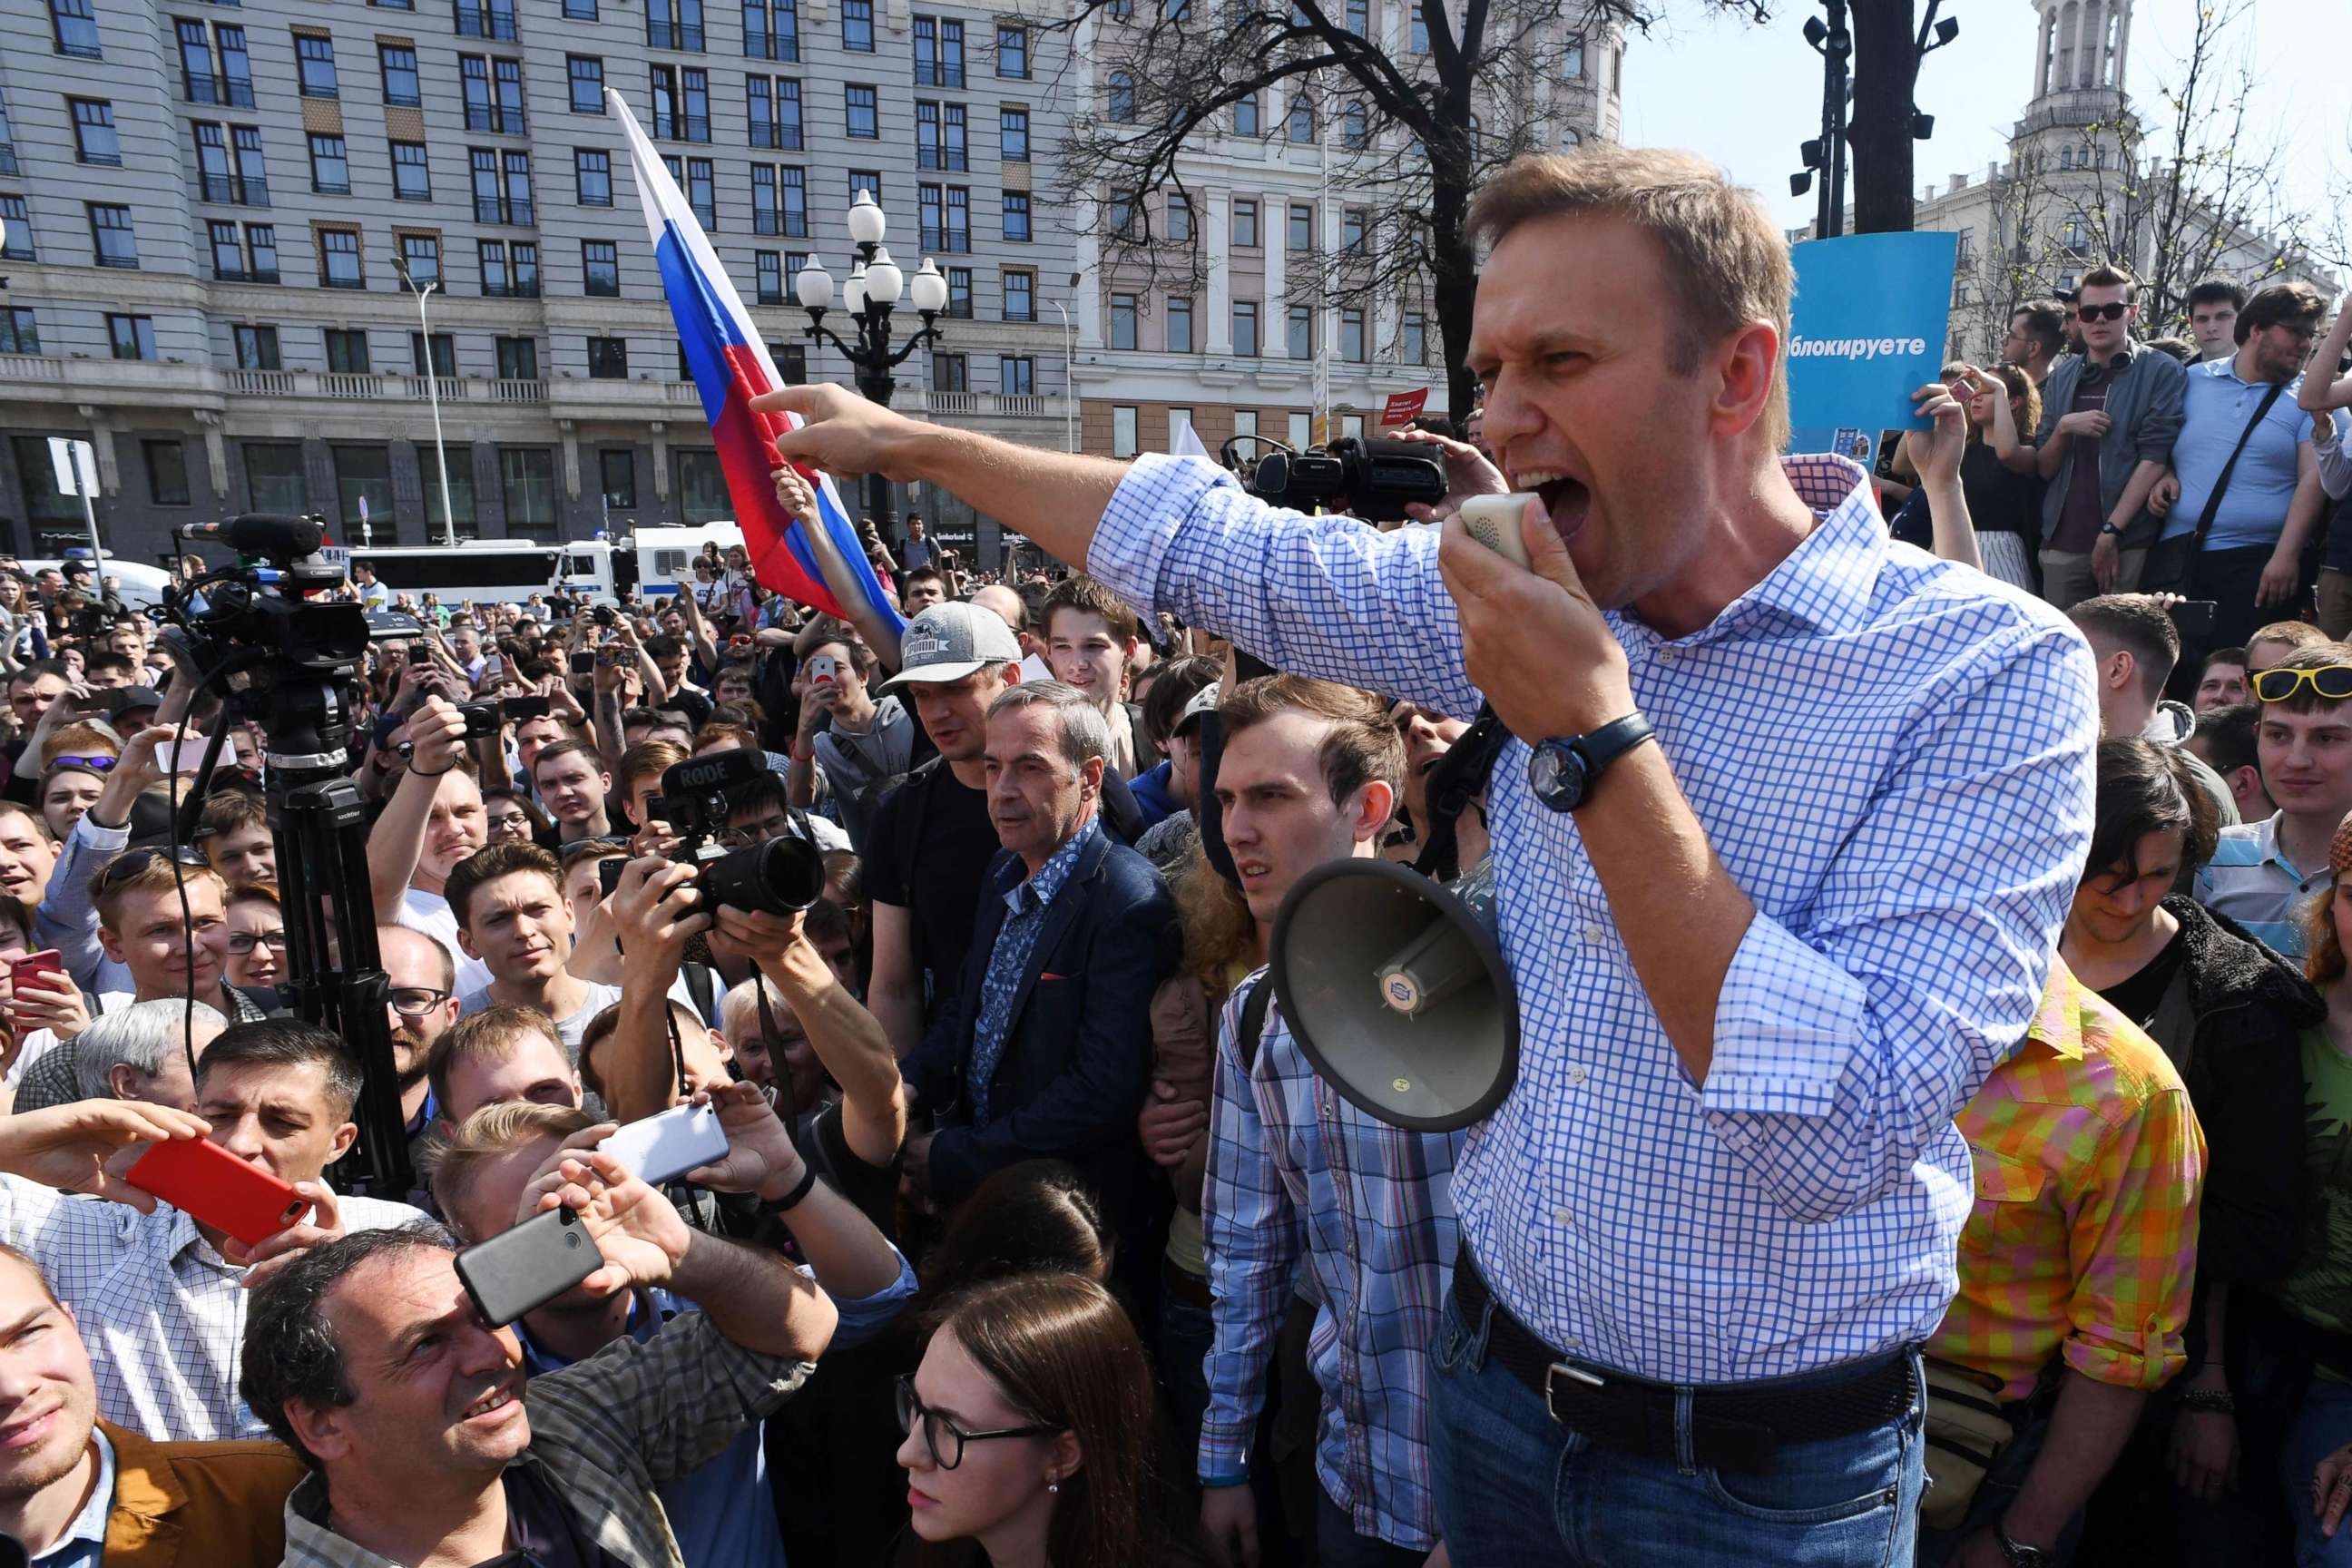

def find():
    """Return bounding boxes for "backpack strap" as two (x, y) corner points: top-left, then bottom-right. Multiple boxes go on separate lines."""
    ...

(1236, 975), (1277, 1074)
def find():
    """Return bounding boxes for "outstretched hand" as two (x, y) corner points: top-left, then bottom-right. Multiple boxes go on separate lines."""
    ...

(750, 384), (926, 478)
(0, 1101), (211, 1211)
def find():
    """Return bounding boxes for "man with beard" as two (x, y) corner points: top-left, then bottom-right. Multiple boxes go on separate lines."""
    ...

(0, 1237), (304, 1565)
(2157, 281), (2340, 651)
(861, 603), (1024, 1054)
(378, 923), (464, 1185)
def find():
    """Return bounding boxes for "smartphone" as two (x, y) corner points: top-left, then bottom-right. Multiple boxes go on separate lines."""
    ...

(568, 651), (595, 676)
(9, 949), (62, 1002)
(455, 1205), (603, 1328)
(597, 856), (627, 898)
(153, 738), (207, 776)
(806, 653), (839, 685)
(502, 695), (552, 723)
(124, 1137), (311, 1247)
(1455, 494), (1539, 570)
(2167, 599), (2220, 642)
(73, 691), (122, 717)
(600, 1102), (730, 1187)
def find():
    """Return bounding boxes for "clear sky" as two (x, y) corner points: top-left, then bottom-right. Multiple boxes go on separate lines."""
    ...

(1621, 0), (2347, 244)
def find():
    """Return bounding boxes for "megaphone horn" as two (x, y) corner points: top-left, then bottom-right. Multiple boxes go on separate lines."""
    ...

(1268, 856), (1519, 1132)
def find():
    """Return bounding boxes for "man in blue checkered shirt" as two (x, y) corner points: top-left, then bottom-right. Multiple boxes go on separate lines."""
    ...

(757, 144), (2098, 1567)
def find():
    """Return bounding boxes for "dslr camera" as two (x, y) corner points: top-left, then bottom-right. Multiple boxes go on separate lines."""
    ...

(655, 749), (826, 916)
(1232, 435), (1448, 524)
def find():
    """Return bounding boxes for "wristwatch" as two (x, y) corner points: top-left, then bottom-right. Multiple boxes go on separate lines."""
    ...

(2097, 521), (2125, 538)
(1997, 1531), (2053, 1568)
(1527, 714), (1656, 813)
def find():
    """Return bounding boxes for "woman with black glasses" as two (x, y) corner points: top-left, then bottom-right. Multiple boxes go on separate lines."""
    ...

(896, 1272), (1211, 1568)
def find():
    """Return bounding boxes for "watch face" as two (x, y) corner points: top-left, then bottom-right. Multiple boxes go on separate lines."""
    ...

(1530, 741), (1587, 810)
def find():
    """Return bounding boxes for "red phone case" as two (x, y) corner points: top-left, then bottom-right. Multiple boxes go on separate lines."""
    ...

(10, 950), (61, 994)
(123, 1139), (311, 1247)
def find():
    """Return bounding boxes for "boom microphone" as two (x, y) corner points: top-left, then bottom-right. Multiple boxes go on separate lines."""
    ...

(178, 514), (326, 559)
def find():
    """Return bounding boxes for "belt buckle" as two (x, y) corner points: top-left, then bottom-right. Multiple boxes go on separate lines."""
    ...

(1544, 1359), (1606, 1424)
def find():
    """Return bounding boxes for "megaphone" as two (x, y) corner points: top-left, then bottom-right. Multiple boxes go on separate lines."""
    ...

(1268, 857), (1518, 1132)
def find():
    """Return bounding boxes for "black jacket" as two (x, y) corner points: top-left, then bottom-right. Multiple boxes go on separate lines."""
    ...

(906, 825), (1179, 1234)
(2132, 896), (2323, 1289)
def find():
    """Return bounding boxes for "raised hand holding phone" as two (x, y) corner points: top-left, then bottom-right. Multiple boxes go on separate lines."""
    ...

(0, 1099), (212, 1212)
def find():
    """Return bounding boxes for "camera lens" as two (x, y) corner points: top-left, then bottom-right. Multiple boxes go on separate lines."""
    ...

(694, 836), (825, 916)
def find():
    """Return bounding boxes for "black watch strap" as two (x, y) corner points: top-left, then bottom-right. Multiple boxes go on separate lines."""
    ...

(1574, 712), (1656, 777)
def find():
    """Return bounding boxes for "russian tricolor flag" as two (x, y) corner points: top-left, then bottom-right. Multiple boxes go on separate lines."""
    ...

(610, 89), (904, 639)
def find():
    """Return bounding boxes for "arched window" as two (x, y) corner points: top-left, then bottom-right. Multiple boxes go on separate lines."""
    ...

(1561, 126), (1581, 150)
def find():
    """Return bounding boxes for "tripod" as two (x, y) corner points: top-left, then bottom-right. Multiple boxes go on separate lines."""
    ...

(164, 522), (413, 1198)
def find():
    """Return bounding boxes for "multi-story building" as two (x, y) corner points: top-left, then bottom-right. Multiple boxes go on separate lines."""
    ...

(0, 0), (1077, 566)
(1912, 0), (2327, 364)
(1067, 3), (1622, 463)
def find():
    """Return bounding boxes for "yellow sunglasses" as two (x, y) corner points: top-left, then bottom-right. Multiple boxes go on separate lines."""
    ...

(2253, 666), (2352, 703)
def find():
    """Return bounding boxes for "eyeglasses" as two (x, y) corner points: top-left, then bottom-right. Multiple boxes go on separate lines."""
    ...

(226, 929), (287, 956)
(2254, 666), (2352, 703)
(47, 755), (116, 773)
(387, 985), (454, 1017)
(2077, 301), (2130, 323)
(91, 846), (211, 899)
(894, 1376), (1065, 1471)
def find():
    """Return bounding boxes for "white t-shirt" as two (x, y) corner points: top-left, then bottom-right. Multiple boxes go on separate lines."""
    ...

(455, 979), (624, 1059)
(397, 887), (494, 996)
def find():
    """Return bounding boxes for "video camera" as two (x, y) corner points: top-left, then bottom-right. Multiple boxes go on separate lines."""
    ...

(655, 749), (826, 917)
(1227, 435), (1448, 525)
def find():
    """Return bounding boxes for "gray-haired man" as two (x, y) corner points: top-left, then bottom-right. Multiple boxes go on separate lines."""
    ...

(9, 997), (229, 1113)
(898, 681), (1178, 1301)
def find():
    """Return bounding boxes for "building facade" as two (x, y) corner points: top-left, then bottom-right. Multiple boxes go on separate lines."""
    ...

(0, 0), (1080, 567)
(1066, 2), (1622, 463)
(1912, 0), (2326, 364)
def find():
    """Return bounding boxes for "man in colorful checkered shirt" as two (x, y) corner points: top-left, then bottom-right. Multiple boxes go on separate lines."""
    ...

(1921, 957), (2205, 1567)
(754, 143), (2098, 1566)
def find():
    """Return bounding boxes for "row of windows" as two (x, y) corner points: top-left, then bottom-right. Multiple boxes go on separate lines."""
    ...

(1106, 292), (1426, 364)
(1102, 406), (1366, 462)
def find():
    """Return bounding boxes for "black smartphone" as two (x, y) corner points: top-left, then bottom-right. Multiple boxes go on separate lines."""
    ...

(597, 856), (628, 898)
(454, 1205), (602, 1328)
(502, 695), (552, 723)
(568, 651), (595, 676)
(73, 691), (123, 717)
(2167, 600), (2220, 642)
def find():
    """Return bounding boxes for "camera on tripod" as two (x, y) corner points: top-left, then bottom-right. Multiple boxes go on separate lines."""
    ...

(1228, 435), (1448, 524)
(655, 749), (826, 917)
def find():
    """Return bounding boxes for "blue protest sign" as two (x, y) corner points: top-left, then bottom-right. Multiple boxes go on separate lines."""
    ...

(1785, 230), (1957, 457)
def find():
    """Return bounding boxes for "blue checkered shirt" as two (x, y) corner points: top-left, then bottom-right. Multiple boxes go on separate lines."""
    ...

(968, 818), (1101, 1123)
(1201, 970), (1461, 1549)
(1093, 453), (2098, 1383)
(0, 1179), (426, 1441)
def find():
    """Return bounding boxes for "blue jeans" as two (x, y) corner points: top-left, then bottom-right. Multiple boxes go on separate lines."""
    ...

(2286, 1375), (2352, 1565)
(1157, 1269), (1215, 1465)
(1426, 1286), (1924, 1567)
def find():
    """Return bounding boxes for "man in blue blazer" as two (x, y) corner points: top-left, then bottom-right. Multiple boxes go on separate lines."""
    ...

(901, 680), (1179, 1279)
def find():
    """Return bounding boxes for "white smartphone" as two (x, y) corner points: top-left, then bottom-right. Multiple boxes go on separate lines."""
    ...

(599, 1102), (730, 1188)
(1455, 494), (1540, 571)
(152, 738), (208, 776)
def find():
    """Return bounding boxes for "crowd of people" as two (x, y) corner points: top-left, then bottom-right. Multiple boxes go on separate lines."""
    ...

(4, 142), (2352, 1568)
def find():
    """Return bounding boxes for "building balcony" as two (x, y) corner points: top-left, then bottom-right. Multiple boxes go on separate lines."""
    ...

(184, 74), (257, 108)
(454, 5), (519, 37)
(908, 388), (1054, 419)
(646, 21), (703, 49)
(213, 265), (280, 283)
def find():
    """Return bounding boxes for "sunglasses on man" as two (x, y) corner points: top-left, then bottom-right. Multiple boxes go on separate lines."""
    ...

(2253, 666), (2352, 704)
(2076, 302), (2129, 323)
